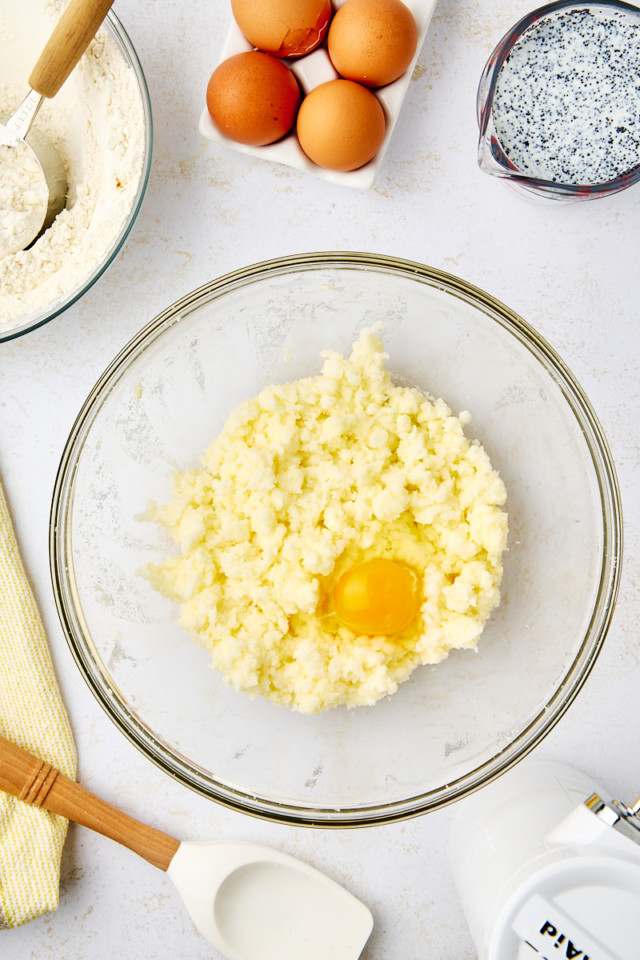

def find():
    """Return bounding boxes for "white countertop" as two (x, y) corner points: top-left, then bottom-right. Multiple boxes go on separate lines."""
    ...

(1, 0), (640, 957)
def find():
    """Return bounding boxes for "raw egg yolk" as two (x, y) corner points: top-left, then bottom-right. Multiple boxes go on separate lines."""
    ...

(333, 558), (419, 636)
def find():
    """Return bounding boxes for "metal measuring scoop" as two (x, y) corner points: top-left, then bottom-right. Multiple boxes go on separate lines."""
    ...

(0, 0), (115, 259)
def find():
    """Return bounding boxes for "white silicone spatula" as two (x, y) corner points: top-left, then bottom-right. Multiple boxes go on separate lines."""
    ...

(0, 735), (373, 960)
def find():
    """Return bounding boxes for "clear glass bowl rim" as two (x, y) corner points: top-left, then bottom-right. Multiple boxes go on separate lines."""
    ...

(50, 251), (623, 826)
(0, 10), (153, 344)
(476, 0), (640, 200)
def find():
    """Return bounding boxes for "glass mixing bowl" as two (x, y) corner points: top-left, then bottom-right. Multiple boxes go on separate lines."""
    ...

(0, 10), (152, 343)
(50, 253), (622, 826)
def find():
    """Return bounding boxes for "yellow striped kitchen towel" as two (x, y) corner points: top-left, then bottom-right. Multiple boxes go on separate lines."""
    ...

(0, 477), (76, 928)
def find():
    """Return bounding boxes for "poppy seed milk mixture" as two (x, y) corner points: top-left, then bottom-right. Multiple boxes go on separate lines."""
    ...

(492, 8), (640, 185)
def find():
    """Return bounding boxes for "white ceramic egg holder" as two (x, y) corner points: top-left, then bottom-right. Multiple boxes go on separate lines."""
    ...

(198, 0), (438, 189)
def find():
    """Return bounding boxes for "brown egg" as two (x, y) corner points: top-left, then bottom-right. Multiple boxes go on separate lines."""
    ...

(328, 0), (418, 88)
(296, 79), (386, 171)
(231, 0), (333, 58)
(206, 52), (301, 146)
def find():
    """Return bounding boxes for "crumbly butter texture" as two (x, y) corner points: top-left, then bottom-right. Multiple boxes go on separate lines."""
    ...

(145, 329), (508, 713)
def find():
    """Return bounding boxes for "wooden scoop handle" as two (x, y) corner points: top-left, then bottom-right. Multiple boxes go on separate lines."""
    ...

(0, 734), (180, 872)
(29, 0), (115, 99)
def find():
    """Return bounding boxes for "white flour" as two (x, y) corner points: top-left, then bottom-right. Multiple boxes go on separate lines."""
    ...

(0, 0), (146, 331)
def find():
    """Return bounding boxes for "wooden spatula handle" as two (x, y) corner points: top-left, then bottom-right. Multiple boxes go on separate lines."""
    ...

(29, 0), (115, 99)
(0, 735), (180, 871)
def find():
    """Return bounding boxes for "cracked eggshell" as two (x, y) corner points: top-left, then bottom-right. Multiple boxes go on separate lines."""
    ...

(231, 0), (333, 57)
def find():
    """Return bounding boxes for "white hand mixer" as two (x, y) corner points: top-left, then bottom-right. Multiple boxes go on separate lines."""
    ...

(450, 759), (640, 960)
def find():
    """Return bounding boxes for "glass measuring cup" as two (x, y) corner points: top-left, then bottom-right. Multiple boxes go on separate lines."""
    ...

(477, 1), (640, 202)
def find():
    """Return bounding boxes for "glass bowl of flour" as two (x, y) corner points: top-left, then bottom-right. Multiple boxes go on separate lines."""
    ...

(50, 253), (622, 826)
(477, 1), (640, 202)
(0, 0), (152, 341)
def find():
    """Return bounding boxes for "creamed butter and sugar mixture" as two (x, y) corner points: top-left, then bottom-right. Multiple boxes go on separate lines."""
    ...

(145, 328), (508, 713)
